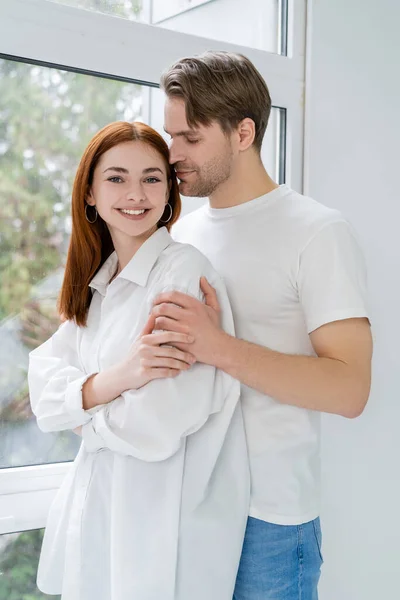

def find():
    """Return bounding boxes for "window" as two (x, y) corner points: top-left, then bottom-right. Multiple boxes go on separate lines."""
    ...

(0, 529), (58, 599)
(48, 0), (288, 54)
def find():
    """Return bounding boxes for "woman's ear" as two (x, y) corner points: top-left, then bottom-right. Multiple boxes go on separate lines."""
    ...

(86, 188), (96, 207)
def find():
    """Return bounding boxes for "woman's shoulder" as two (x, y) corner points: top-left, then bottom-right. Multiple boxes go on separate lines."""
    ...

(162, 240), (215, 279)
(151, 240), (221, 298)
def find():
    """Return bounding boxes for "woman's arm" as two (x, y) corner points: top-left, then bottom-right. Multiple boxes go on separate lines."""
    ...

(82, 315), (195, 410)
(29, 315), (195, 433)
(28, 319), (95, 432)
(81, 259), (239, 462)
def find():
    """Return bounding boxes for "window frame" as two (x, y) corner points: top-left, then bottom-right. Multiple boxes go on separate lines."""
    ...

(0, 0), (307, 534)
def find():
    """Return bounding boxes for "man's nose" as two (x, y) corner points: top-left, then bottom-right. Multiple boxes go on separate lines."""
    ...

(169, 139), (185, 165)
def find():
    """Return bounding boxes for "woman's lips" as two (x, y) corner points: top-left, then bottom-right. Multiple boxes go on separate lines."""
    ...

(116, 208), (150, 220)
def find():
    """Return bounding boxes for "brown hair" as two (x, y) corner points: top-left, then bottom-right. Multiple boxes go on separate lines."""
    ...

(58, 121), (181, 326)
(160, 51), (271, 152)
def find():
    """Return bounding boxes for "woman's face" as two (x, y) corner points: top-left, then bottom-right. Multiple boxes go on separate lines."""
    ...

(87, 140), (170, 244)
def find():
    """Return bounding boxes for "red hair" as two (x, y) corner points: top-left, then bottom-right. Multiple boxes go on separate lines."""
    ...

(58, 121), (181, 326)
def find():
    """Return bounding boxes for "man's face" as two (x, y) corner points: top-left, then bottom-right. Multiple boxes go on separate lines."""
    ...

(164, 97), (235, 197)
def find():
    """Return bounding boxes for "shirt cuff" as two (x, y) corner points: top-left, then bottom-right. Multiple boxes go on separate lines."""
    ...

(64, 373), (96, 422)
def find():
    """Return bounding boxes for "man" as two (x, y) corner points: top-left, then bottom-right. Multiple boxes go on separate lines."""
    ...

(152, 51), (372, 599)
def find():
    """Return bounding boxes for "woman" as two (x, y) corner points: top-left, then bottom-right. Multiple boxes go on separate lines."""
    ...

(28, 121), (249, 600)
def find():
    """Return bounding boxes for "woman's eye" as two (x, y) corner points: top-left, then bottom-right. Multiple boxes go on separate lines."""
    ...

(145, 177), (161, 184)
(187, 139), (199, 145)
(108, 176), (123, 183)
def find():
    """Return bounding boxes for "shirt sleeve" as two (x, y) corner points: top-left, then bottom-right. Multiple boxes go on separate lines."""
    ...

(81, 260), (239, 462)
(297, 220), (369, 333)
(28, 319), (95, 432)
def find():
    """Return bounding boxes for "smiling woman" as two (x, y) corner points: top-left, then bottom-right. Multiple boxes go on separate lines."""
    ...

(59, 121), (181, 325)
(90, 148), (170, 228)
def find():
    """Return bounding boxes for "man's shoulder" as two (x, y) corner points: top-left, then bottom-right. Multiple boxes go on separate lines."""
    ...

(279, 187), (349, 247)
(281, 187), (344, 226)
(172, 205), (208, 242)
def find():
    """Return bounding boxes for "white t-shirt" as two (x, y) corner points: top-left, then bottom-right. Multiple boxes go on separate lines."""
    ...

(172, 185), (369, 525)
(28, 228), (249, 600)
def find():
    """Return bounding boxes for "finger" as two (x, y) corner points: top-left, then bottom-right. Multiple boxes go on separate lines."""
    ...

(154, 316), (189, 335)
(140, 312), (157, 337)
(142, 357), (192, 370)
(162, 341), (191, 353)
(153, 290), (194, 309)
(200, 277), (220, 311)
(148, 368), (181, 380)
(152, 303), (184, 321)
(142, 331), (194, 346)
(154, 346), (195, 365)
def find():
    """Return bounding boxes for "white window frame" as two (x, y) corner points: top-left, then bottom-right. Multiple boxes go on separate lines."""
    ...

(0, 0), (307, 535)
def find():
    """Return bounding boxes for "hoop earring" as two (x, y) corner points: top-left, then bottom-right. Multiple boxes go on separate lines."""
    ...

(159, 203), (173, 224)
(85, 204), (98, 223)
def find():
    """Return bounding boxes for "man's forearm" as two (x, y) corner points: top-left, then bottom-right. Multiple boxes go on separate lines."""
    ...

(213, 333), (368, 418)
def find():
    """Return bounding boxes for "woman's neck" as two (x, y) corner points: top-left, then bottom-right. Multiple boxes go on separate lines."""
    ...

(111, 225), (157, 271)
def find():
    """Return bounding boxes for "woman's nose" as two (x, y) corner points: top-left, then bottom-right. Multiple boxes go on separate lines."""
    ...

(125, 183), (145, 202)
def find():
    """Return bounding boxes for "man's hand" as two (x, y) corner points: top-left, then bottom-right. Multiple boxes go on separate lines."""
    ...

(82, 314), (195, 411)
(152, 277), (226, 365)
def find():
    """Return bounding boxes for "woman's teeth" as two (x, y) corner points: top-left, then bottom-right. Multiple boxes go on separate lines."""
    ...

(120, 209), (146, 215)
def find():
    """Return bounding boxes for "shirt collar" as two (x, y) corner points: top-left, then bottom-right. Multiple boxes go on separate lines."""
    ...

(89, 227), (173, 295)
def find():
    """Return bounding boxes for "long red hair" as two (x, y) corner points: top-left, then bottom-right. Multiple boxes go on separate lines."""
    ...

(58, 121), (181, 326)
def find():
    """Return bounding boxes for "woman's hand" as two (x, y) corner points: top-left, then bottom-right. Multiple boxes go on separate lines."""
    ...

(82, 314), (196, 411)
(117, 313), (196, 391)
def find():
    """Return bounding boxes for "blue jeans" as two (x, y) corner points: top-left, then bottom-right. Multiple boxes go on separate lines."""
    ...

(233, 517), (323, 600)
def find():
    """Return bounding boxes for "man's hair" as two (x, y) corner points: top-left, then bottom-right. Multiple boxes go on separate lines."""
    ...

(160, 51), (271, 152)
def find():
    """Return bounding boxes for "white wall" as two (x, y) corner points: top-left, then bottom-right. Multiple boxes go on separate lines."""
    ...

(306, 1), (400, 598)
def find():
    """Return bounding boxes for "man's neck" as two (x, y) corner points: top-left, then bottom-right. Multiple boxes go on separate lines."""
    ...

(209, 157), (279, 209)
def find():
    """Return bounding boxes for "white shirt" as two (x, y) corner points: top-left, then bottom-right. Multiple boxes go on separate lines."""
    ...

(172, 185), (369, 525)
(28, 227), (249, 600)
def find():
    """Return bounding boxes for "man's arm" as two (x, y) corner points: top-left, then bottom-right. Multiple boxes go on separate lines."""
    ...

(152, 279), (372, 418)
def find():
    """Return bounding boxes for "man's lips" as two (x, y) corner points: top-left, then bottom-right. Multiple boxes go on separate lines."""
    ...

(176, 170), (195, 179)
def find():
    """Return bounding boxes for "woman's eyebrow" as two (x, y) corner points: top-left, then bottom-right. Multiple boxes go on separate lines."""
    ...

(103, 166), (129, 174)
(142, 167), (164, 175)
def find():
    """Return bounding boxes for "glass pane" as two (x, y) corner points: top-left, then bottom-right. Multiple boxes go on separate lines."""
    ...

(0, 529), (58, 600)
(0, 57), (159, 468)
(152, 0), (284, 54)
(47, 0), (286, 54)
(49, 0), (149, 20)
(0, 56), (283, 468)
(262, 107), (286, 187)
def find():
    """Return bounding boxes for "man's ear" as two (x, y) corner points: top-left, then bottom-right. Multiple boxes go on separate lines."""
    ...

(237, 118), (256, 151)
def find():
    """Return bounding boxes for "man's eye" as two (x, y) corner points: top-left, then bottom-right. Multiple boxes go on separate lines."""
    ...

(187, 139), (199, 144)
(145, 177), (161, 184)
(108, 176), (123, 183)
